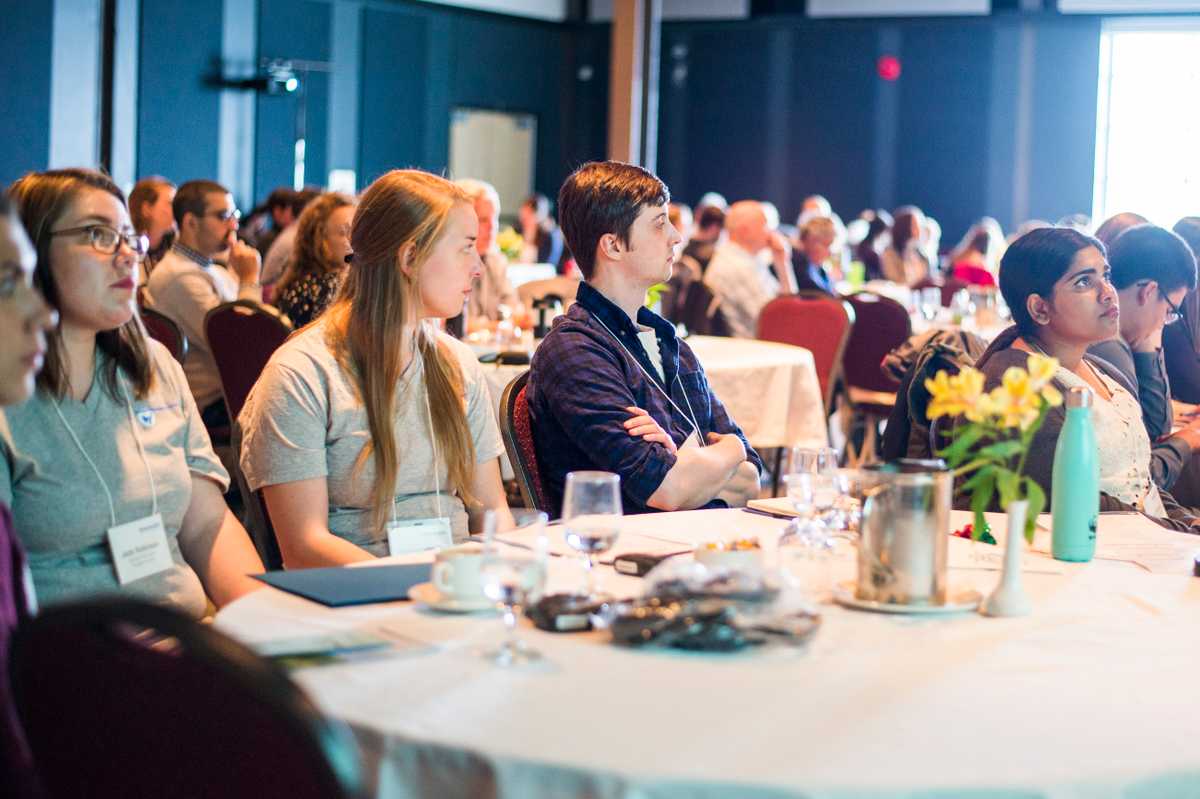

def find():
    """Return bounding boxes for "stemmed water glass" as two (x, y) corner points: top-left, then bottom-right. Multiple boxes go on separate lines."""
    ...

(919, 287), (941, 321)
(561, 471), (622, 600)
(480, 509), (549, 666)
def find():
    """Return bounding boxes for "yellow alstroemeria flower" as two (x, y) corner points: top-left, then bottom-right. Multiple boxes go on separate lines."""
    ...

(952, 368), (990, 423)
(924, 370), (962, 420)
(990, 366), (1042, 429)
(1025, 352), (1059, 389)
(1040, 382), (1063, 408)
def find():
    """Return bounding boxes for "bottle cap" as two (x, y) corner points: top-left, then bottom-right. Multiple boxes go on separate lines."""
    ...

(1066, 386), (1092, 408)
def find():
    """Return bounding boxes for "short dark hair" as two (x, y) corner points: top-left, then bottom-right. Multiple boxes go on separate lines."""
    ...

(556, 161), (669, 280)
(999, 226), (1106, 337)
(266, 187), (296, 211)
(696, 204), (725, 232)
(1107, 224), (1197, 293)
(1172, 217), (1200, 258)
(173, 179), (229, 226)
(291, 187), (321, 217)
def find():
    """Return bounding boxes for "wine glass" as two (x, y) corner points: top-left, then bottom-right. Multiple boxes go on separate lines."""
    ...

(561, 471), (622, 600)
(481, 509), (549, 666)
(780, 473), (841, 602)
(919, 287), (942, 321)
(788, 445), (838, 477)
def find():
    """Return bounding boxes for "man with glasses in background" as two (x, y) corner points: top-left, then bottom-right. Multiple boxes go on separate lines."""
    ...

(1088, 223), (1200, 495)
(145, 180), (262, 430)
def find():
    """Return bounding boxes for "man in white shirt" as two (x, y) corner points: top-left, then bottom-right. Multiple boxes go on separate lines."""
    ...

(456, 178), (518, 322)
(145, 180), (262, 425)
(703, 200), (796, 338)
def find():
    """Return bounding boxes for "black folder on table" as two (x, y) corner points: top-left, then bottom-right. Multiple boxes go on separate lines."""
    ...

(252, 563), (432, 607)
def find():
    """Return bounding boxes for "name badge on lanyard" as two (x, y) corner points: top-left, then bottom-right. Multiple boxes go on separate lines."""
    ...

(387, 517), (453, 556)
(107, 513), (174, 585)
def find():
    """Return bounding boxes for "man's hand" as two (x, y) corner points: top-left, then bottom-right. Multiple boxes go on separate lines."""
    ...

(623, 406), (677, 454)
(229, 240), (263, 286)
(715, 460), (760, 508)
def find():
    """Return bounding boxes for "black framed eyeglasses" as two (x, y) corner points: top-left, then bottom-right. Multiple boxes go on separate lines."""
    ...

(49, 224), (149, 260)
(1161, 290), (1185, 326)
(206, 207), (241, 223)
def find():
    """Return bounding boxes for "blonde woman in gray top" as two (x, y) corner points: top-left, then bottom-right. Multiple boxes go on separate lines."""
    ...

(2, 169), (263, 615)
(239, 170), (511, 567)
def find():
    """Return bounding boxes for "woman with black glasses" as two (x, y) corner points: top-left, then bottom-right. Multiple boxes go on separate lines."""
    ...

(1, 169), (263, 614)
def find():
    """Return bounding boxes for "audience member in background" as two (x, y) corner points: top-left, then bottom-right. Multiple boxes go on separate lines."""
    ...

(273, 192), (355, 329)
(144, 179), (261, 429)
(0, 191), (56, 799)
(1006, 218), (1052, 246)
(251, 187), (297, 257)
(855, 208), (892, 281)
(668, 203), (693, 244)
(1056, 213), (1092, 233)
(949, 218), (1005, 288)
(456, 178), (518, 324)
(681, 203), (725, 275)
(922, 215), (943, 274)
(3, 168), (264, 614)
(518, 192), (566, 270)
(528, 161), (763, 516)
(704, 200), (797, 338)
(1164, 217), (1200, 403)
(238, 170), (510, 566)
(261, 187), (320, 290)
(128, 175), (176, 270)
(881, 205), (931, 285)
(796, 194), (832, 228)
(975, 227), (1196, 530)
(695, 191), (728, 212)
(1093, 211), (1148, 249)
(791, 216), (838, 294)
(1087, 224), (1200, 492)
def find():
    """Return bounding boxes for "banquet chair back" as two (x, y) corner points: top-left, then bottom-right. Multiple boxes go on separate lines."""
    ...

(842, 292), (912, 464)
(139, 307), (188, 365)
(679, 280), (730, 337)
(499, 371), (552, 513)
(204, 300), (293, 422)
(940, 276), (970, 307)
(757, 292), (855, 414)
(12, 598), (364, 799)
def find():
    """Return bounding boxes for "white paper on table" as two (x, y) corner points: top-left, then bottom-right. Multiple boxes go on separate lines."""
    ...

(1087, 512), (1200, 575)
(746, 497), (800, 518)
(947, 535), (1064, 574)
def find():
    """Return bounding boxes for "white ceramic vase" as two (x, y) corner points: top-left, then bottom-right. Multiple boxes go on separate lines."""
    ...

(982, 499), (1032, 617)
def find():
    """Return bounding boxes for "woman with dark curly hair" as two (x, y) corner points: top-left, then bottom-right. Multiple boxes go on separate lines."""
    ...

(273, 191), (355, 328)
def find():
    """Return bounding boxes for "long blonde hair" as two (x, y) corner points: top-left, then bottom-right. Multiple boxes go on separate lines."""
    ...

(324, 170), (476, 532)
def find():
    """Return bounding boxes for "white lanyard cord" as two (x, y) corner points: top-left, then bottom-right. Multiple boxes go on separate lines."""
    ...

(391, 327), (445, 525)
(591, 313), (705, 447)
(51, 377), (159, 528)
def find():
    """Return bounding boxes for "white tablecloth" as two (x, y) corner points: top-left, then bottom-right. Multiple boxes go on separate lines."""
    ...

(480, 335), (827, 451)
(216, 508), (1200, 798)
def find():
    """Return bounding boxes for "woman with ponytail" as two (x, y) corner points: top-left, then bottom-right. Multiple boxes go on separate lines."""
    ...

(238, 169), (510, 566)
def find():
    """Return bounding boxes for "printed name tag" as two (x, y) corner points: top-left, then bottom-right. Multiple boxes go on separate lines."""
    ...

(107, 513), (174, 585)
(386, 517), (453, 556)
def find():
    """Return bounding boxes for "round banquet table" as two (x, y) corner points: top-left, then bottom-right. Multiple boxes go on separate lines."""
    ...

(217, 508), (1200, 799)
(480, 335), (828, 451)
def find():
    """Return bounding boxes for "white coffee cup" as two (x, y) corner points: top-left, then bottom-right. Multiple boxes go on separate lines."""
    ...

(431, 544), (487, 601)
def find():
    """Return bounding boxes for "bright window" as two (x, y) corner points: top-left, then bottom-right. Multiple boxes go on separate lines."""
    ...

(1093, 19), (1200, 227)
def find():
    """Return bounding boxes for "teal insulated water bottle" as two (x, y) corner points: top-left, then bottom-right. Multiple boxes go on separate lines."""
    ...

(1051, 386), (1099, 561)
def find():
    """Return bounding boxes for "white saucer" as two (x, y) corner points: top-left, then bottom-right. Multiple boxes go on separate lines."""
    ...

(832, 581), (982, 615)
(409, 582), (497, 614)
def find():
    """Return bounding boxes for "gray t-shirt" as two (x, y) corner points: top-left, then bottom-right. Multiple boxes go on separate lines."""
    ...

(0, 341), (230, 618)
(238, 322), (504, 553)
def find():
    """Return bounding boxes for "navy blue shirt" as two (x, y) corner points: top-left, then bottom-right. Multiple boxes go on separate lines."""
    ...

(527, 281), (763, 517)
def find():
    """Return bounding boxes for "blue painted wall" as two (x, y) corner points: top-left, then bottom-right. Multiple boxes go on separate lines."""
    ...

(136, 0), (224, 183)
(0, 2), (55, 186)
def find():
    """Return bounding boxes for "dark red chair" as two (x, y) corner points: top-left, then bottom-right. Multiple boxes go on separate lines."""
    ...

(499, 371), (552, 514)
(204, 300), (293, 422)
(139, 307), (188, 365)
(939, 276), (970, 307)
(678, 279), (730, 337)
(842, 291), (913, 464)
(12, 598), (364, 799)
(757, 292), (855, 416)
